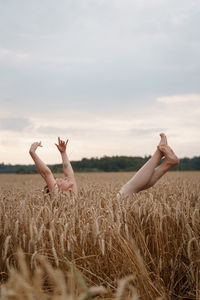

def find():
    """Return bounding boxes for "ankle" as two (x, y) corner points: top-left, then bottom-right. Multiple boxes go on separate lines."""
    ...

(161, 160), (174, 171)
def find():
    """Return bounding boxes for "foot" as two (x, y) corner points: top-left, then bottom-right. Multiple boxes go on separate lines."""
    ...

(158, 145), (179, 166)
(159, 133), (168, 146)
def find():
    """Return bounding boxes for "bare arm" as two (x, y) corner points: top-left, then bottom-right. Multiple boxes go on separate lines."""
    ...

(61, 151), (75, 178)
(29, 142), (56, 193)
(55, 137), (78, 194)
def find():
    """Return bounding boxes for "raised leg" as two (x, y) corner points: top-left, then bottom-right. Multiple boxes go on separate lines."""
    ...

(144, 144), (179, 189)
(119, 134), (167, 195)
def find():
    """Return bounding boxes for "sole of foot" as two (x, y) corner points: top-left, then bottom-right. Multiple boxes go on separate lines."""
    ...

(158, 145), (179, 165)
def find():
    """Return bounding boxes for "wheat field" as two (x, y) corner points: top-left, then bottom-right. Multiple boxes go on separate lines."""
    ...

(0, 172), (200, 300)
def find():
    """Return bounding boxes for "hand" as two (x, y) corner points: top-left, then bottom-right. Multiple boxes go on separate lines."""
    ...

(29, 141), (42, 154)
(55, 137), (68, 153)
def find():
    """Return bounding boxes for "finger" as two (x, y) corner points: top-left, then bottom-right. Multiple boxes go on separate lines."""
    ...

(58, 137), (61, 144)
(39, 141), (43, 147)
(65, 139), (69, 146)
(55, 143), (59, 148)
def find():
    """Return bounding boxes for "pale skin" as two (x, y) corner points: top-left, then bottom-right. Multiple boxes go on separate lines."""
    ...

(29, 133), (178, 197)
(119, 133), (179, 195)
(29, 138), (78, 196)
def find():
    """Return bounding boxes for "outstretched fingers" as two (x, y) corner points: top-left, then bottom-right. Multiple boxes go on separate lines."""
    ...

(57, 136), (68, 146)
(65, 139), (69, 147)
(55, 137), (69, 153)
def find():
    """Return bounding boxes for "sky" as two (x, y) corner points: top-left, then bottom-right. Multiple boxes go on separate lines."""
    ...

(0, 0), (200, 164)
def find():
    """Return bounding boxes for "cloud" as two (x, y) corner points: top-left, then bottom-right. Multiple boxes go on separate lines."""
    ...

(0, 48), (30, 62)
(0, 95), (199, 164)
(130, 128), (166, 136)
(37, 125), (88, 137)
(0, 0), (200, 116)
(36, 122), (127, 138)
(0, 1), (200, 163)
(0, 118), (31, 131)
(156, 94), (200, 104)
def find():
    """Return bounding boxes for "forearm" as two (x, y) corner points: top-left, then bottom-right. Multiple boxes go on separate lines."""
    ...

(61, 152), (75, 179)
(29, 151), (51, 178)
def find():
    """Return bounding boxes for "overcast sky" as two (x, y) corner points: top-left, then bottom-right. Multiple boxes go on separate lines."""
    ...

(0, 0), (200, 164)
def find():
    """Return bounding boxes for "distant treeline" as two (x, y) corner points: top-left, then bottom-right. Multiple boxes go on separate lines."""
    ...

(0, 156), (200, 174)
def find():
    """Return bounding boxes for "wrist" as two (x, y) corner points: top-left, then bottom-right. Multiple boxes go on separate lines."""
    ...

(29, 150), (36, 156)
(61, 151), (67, 156)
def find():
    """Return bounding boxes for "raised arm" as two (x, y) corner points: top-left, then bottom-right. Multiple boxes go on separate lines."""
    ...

(55, 137), (78, 194)
(29, 142), (56, 194)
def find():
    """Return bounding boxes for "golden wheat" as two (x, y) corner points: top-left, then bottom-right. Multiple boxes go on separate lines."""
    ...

(0, 172), (200, 299)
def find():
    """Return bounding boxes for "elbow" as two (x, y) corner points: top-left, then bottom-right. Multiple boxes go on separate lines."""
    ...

(29, 150), (34, 158)
(41, 168), (52, 179)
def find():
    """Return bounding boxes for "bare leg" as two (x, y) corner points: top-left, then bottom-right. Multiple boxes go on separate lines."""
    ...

(119, 134), (167, 195)
(145, 144), (179, 189)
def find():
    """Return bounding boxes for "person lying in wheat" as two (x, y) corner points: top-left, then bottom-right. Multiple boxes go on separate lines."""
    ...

(118, 133), (179, 196)
(29, 133), (178, 197)
(29, 137), (78, 196)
